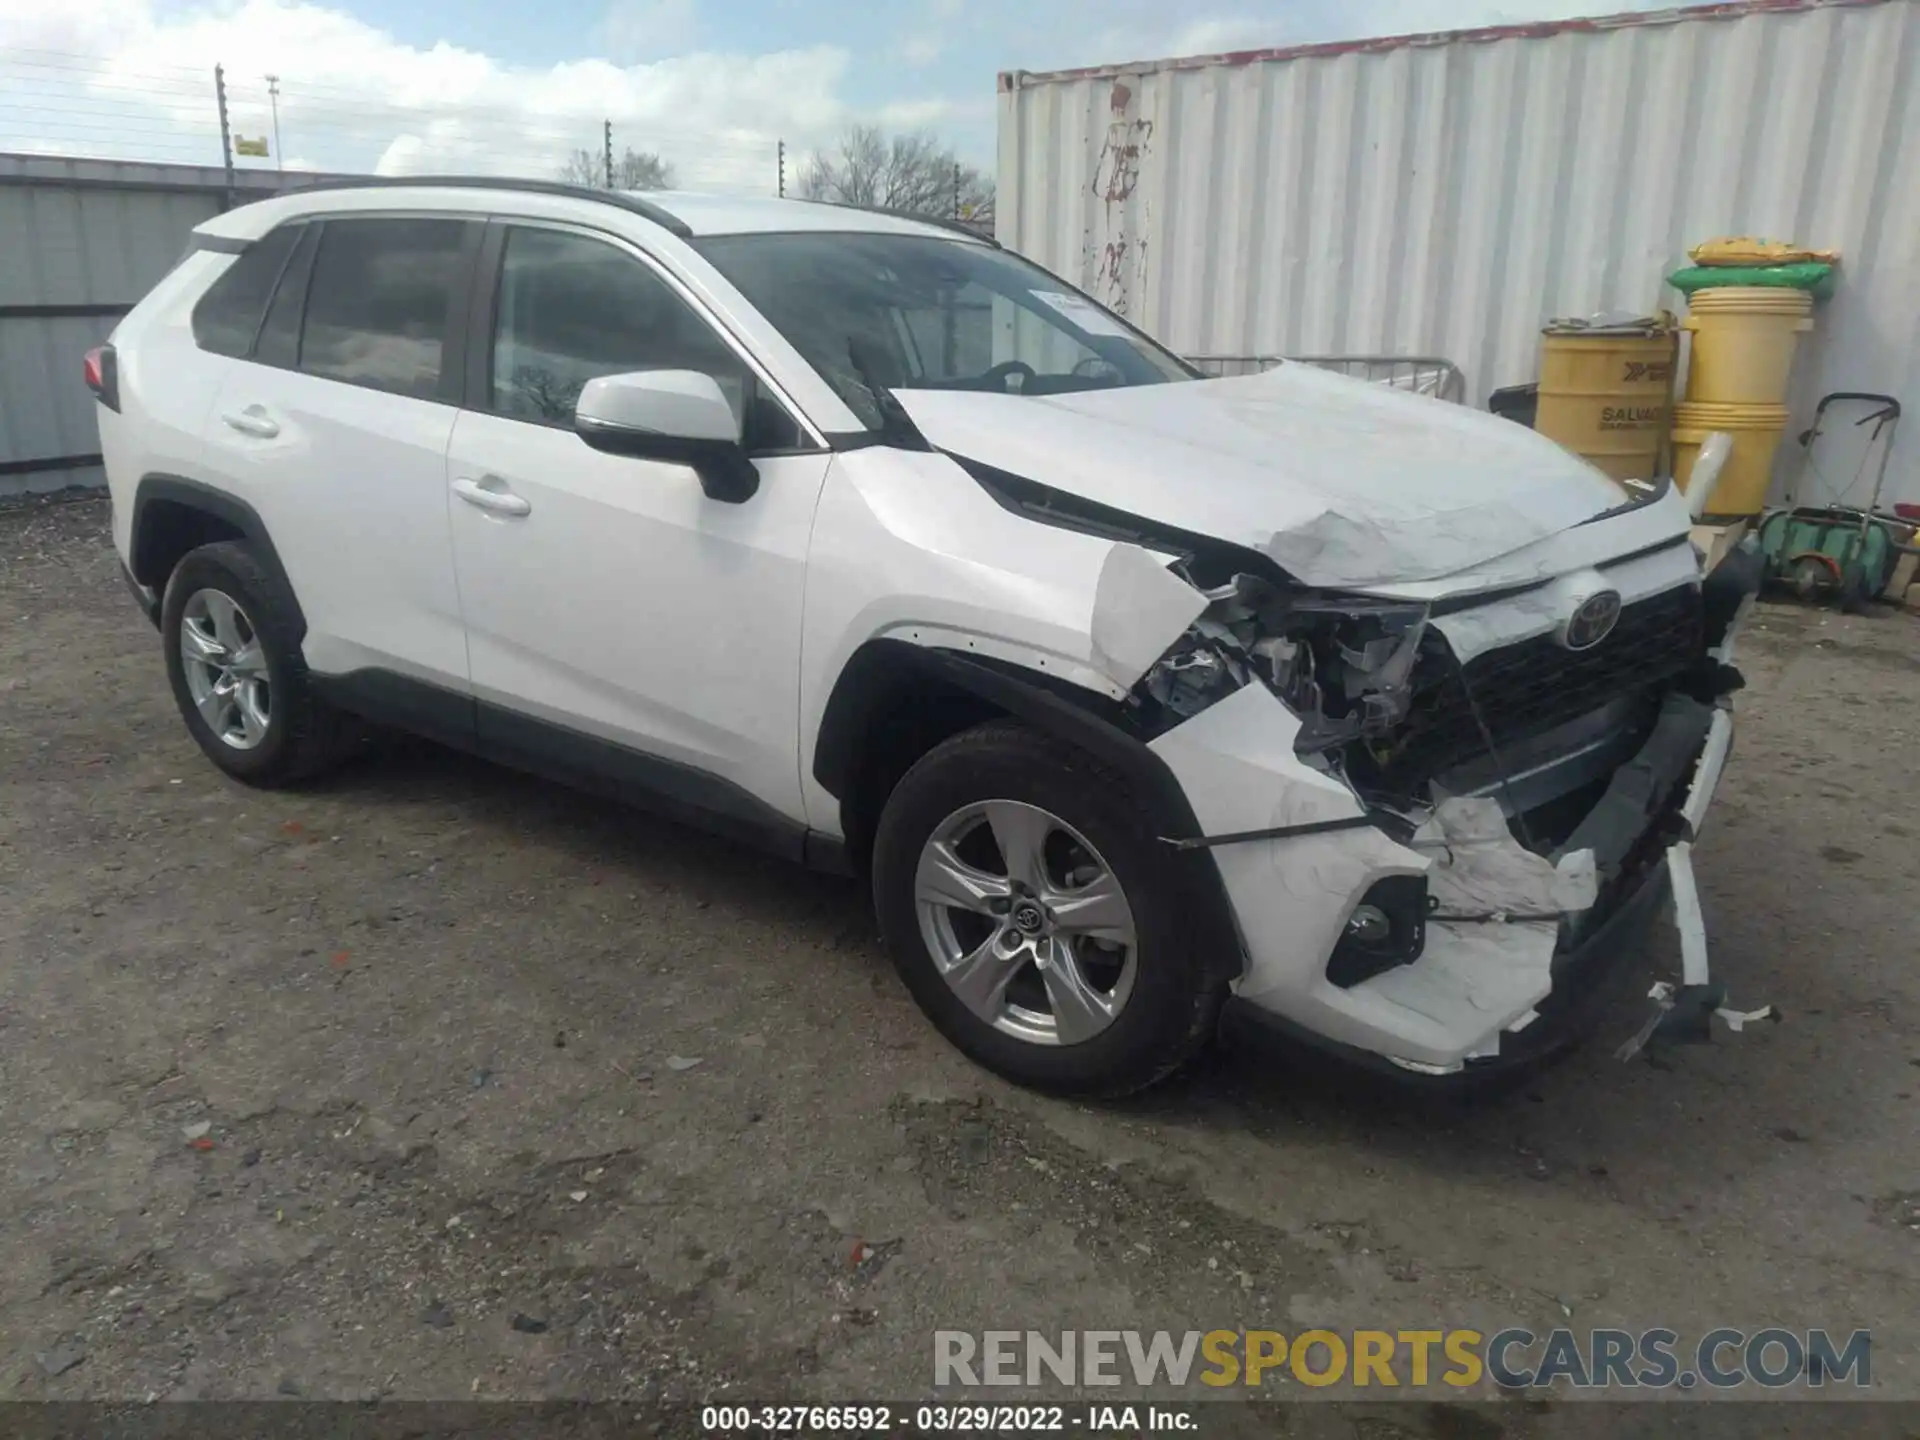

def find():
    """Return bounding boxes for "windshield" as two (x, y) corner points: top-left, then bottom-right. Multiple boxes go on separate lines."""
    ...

(696, 231), (1195, 430)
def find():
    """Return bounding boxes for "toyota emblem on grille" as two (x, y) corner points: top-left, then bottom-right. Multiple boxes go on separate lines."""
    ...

(1561, 589), (1623, 650)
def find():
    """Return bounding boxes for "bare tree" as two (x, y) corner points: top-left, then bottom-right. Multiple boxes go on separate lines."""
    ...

(798, 124), (993, 223)
(559, 146), (676, 190)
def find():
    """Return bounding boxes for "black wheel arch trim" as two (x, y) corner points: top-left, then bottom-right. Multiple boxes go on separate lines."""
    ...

(814, 637), (1247, 979)
(130, 474), (307, 640)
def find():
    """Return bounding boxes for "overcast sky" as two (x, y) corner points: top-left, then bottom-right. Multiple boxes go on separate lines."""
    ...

(0, 0), (1662, 186)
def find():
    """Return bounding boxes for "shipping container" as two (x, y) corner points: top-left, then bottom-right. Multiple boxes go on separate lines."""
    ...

(997, 0), (1920, 508)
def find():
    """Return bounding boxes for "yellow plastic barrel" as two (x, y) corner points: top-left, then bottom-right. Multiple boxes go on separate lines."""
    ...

(1681, 287), (1813, 405)
(1532, 323), (1678, 483)
(1670, 400), (1790, 519)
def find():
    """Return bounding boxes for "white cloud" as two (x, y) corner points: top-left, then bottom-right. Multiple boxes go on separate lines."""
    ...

(0, 0), (887, 192)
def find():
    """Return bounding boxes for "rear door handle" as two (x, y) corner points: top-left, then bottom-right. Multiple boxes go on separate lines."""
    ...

(221, 406), (279, 439)
(451, 475), (531, 517)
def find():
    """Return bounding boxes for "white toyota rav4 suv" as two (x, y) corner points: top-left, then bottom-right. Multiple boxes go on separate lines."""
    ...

(93, 179), (1758, 1095)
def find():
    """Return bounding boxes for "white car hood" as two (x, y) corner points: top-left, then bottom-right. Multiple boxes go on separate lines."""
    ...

(892, 365), (1669, 591)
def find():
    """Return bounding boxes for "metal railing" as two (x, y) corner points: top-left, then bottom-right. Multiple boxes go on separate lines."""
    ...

(1187, 354), (1467, 404)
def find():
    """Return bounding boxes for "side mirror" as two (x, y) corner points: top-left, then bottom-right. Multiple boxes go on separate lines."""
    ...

(574, 370), (759, 503)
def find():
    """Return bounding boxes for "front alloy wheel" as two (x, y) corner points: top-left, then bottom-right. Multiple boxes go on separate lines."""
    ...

(915, 800), (1139, 1046)
(872, 720), (1227, 1096)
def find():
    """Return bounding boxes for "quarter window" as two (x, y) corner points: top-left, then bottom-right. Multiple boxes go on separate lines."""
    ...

(299, 218), (470, 400)
(252, 225), (319, 370)
(190, 224), (301, 358)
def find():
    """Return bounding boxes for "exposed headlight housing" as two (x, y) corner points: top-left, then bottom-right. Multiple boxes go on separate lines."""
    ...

(1139, 573), (1431, 750)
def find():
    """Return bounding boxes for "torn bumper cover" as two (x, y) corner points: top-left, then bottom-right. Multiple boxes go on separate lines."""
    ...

(1124, 555), (1762, 1079)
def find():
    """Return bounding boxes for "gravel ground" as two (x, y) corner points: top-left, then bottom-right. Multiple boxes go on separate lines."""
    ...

(2, 491), (1917, 1424)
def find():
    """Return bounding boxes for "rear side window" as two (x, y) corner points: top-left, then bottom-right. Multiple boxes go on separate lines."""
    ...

(300, 218), (470, 401)
(190, 224), (301, 358)
(252, 225), (319, 370)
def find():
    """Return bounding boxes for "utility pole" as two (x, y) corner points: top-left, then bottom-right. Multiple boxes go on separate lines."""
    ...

(952, 160), (961, 219)
(214, 65), (235, 210)
(777, 139), (785, 198)
(604, 119), (614, 189)
(265, 74), (282, 172)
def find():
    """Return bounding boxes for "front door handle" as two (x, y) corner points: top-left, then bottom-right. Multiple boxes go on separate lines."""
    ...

(452, 475), (531, 517)
(221, 406), (279, 438)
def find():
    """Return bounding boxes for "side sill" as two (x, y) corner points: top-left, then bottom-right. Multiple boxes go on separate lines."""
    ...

(308, 668), (837, 870)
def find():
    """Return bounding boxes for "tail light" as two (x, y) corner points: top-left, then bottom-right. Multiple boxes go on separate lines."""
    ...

(1896, 503), (1920, 522)
(84, 344), (120, 412)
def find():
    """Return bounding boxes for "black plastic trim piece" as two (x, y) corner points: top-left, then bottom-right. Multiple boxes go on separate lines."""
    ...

(119, 558), (161, 628)
(308, 668), (478, 752)
(477, 701), (805, 855)
(129, 475), (307, 638)
(1160, 814), (1381, 851)
(463, 220), (508, 412)
(281, 176), (696, 239)
(308, 668), (834, 867)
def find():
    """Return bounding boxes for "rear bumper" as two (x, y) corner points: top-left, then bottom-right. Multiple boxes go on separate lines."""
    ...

(120, 557), (160, 629)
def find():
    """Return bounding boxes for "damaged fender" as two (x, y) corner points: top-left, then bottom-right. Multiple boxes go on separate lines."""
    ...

(1088, 544), (1209, 688)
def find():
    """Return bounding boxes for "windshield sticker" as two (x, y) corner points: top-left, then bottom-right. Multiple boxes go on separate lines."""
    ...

(1029, 290), (1131, 339)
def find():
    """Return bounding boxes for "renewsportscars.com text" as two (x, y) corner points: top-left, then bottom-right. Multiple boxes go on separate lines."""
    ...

(934, 1327), (1871, 1391)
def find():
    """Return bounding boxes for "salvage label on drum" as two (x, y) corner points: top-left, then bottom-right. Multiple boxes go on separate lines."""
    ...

(1599, 405), (1662, 429)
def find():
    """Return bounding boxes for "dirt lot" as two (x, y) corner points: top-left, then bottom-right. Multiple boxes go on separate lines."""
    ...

(3, 491), (1917, 1421)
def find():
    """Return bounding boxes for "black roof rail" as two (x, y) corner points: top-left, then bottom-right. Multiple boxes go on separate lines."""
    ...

(279, 175), (694, 239)
(815, 200), (1000, 247)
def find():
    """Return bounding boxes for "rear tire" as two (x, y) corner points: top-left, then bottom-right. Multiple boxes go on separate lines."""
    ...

(160, 540), (359, 786)
(872, 721), (1225, 1096)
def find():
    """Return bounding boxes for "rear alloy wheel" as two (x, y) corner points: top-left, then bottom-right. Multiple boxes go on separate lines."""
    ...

(873, 721), (1225, 1095)
(178, 587), (274, 750)
(161, 540), (359, 786)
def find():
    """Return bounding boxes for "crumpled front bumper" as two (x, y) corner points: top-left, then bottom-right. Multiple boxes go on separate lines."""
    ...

(1152, 574), (1757, 1079)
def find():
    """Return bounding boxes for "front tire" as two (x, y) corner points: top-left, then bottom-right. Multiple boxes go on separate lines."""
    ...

(872, 721), (1225, 1096)
(160, 540), (357, 786)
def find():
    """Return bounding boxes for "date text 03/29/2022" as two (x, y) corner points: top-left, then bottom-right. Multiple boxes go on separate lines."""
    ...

(702, 1405), (1194, 1433)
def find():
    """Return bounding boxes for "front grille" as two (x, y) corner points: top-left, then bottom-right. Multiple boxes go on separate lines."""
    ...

(1371, 583), (1704, 794)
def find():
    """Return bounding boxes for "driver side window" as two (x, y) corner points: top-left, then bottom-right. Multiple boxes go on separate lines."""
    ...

(489, 226), (803, 448)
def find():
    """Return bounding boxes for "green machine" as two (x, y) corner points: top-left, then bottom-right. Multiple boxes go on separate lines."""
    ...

(1758, 393), (1914, 611)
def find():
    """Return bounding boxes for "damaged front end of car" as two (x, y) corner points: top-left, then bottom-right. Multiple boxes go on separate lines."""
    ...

(1094, 534), (1767, 1079)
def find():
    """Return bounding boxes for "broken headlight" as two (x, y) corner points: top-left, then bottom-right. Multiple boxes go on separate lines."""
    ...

(1140, 574), (1431, 750)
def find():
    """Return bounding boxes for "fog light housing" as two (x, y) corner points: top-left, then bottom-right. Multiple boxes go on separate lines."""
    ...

(1326, 877), (1428, 989)
(1346, 904), (1392, 944)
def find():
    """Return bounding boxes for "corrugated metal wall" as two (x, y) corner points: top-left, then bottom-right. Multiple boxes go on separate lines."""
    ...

(0, 154), (319, 495)
(998, 0), (1920, 507)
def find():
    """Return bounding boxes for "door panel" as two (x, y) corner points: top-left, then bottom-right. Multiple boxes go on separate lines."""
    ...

(203, 365), (467, 684)
(197, 215), (476, 688)
(448, 409), (828, 824)
(446, 221), (828, 826)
